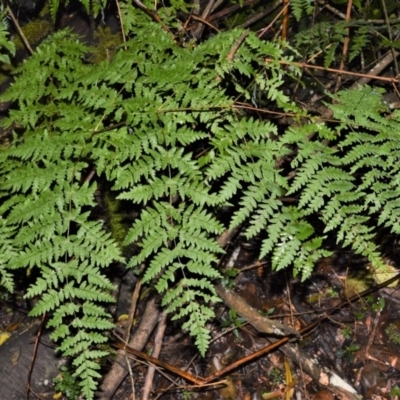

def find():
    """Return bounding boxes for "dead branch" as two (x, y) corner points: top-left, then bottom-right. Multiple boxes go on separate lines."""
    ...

(214, 284), (300, 337)
(99, 297), (160, 400)
(141, 312), (168, 400)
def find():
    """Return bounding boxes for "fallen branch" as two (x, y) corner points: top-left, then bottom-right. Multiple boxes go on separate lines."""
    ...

(113, 339), (207, 386)
(267, 58), (400, 85)
(99, 297), (160, 400)
(141, 312), (168, 400)
(214, 284), (300, 338)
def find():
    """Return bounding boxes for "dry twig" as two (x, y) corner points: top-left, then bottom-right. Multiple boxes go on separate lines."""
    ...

(99, 298), (160, 400)
(7, 5), (33, 55)
(141, 312), (168, 400)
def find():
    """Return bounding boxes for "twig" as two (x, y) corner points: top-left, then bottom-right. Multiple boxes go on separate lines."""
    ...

(124, 268), (144, 342)
(141, 311), (168, 400)
(380, 0), (400, 84)
(200, 0), (216, 20)
(112, 273), (399, 398)
(334, 0), (353, 92)
(266, 58), (400, 85)
(26, 313), (46, 400)
(113, 336), (207, 385)
(115, 0), (127, 49)
(125, 350), (136, 400)
(323, 2), (347, 19)
(191, 0), (216, 39)
(216, 227), (240, 247)
(239, 260), (268, 272)
(123, 286), (142, 343)
(227, 30), (249, 61)
(131, 0), (170, 33)
(214, 284), (300, 337)
(209, 321), (251, 344)
(350, 50), (400, 88)
(206, 273), (400, 384)
(239, 0), (281, 31)
(256, 1), (285, 38)
(354, 308), (382, 388)
(188, 14), (220, 34)
(281, 0), (289, 40)
(207, 0), (261, 23)
(99, 297), (160, 400)
(7, 5), (33, 55)
(152, 353), (205, 399)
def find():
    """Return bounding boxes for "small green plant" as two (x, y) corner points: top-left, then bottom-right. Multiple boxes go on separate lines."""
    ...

(385, 323), (400, 345)
(351, 295), (384, 321)
(366, 295), (385, 312)
(54, 366), (81, 400)
(0, 11), (15, 66)
(221, 309), (247, 339)
(260, 308), (275, 317)
(327, 287), (338, 297)
(341, 326), (352, 340)
(390, 385), (400, 396)
(346, 344), (360, 354)
(268, 367), (284, 386)
(353, 310), (366, 321)
(182, 389), (194, 400)
(337, 343), (359, 361)
(221, 268), (240, 289)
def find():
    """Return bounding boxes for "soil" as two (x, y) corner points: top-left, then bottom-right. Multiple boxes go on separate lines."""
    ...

(2, 244), (400, 400)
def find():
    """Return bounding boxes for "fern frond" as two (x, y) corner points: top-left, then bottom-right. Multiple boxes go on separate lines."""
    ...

(349, 27), (370, 62)
(0, 219), (17, 292)
(291, 0), (315, 21)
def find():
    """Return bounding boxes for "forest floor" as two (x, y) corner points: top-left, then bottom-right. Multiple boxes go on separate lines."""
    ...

(2, 4), (400, 400)
(2, 240), (400, 400)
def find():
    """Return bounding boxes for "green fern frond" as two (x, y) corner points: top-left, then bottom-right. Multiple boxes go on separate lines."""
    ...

(291, 0), (315, 21)
(48, 0), (60, 21)
(349, 27), (370, 62)
(0, 219), (16, 292)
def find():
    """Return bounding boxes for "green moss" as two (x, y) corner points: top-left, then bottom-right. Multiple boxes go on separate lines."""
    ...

(89, 26), (122, 64)
(103, 189), (130, 256)
(39, 3), (51, 18)
(385, 322), (400, 345)
(14, 19), (53, 51)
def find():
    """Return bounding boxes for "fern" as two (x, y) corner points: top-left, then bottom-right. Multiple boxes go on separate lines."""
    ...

(0, 30), (123, 400)
(48, 0), (60, 21)
(295, 21), (347, 67)
(291, 0), (315, 22)
(0, 11), (15, 64)
(287, 86), (400, 270)
(3, 0), (400, 397)
(349, 26), (370, 62)
(0, 16), (296, 392)
(0, 217), (16, 292)
(47, 0), (107, 19)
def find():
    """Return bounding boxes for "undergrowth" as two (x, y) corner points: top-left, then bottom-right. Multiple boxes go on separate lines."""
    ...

(1, 0), (400, 397)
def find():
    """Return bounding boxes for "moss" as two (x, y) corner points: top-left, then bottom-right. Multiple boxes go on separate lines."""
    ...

(88, 26), (122, 64)
(39, 3), (51, 18)
(103, 189), (130, 256)
(14, 19), (53, 51)
(385, 322), (400, 345)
